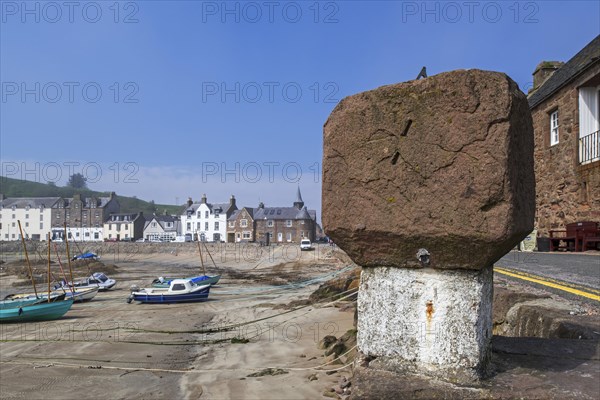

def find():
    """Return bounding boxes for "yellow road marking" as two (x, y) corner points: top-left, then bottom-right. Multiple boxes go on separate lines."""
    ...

(495, 266), (600, 295)
(494, 266), (600, 302)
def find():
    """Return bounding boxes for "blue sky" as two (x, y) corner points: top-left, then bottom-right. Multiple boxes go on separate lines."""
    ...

(1, 1), (599, 217)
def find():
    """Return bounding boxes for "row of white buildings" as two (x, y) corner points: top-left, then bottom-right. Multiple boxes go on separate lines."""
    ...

(0, 190), (317, 243)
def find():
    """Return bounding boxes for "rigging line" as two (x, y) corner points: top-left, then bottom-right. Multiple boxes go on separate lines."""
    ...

(126, 287), (359, 335)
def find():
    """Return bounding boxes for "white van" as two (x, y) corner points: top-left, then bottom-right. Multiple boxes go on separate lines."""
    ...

(300, 239), (312, 251)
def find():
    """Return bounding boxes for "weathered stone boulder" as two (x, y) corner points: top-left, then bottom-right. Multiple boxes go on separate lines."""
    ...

(322, 69), (535, 270)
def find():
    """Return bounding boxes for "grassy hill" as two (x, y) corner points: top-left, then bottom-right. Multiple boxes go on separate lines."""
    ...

(0, 176), (183, 215)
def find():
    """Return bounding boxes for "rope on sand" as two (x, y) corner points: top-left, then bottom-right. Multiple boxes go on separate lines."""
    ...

(1, 345), (357, 374)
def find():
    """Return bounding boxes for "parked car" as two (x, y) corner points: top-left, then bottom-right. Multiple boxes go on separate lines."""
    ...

(300, 239), (312, 251)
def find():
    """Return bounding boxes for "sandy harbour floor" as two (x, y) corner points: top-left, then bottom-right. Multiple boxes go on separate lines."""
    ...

(0, 244), (355, 400)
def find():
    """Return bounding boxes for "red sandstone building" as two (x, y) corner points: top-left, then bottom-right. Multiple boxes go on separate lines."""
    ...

(528, 35), (600, 237)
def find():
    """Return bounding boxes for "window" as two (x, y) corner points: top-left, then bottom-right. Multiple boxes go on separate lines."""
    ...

(12, 222), (15, 227)
(40, 223), (43, 229)
(229, 221), (235, 228)
(117, 223), (121, 231)
(205, 222), (209, 230)
(25, 213), (29, 219)
(40, 214), (43, 220)
(124, 224), (128, 230)
(152, 222), (157, 228)
(550, 110), (559, 146)
(286, 220), (292, 227)
(197, 211), (201, 218)
(197, 222), (201, 230)
(267, 220), (274, 227)
(286, 232), (292, 242)
(25, 222), (29, 227)
(94, 232), (99, 239)
(85, 232), (90, 237)
(242, 231), (251, 239)
(12, 214), (15, 219)
(187, 222), (191, 231)
(214, 222), (219, 230)
(241, 219), (247, 227)
(205, 211), (209, 218)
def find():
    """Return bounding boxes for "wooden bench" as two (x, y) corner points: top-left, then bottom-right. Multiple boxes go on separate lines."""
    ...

(549, 229), (576, 252)
(550, 221), (599, 252)
(583, 237), (600, 251)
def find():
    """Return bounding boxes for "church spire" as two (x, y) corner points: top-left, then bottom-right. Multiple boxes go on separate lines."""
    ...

(293, 186), (304, 209)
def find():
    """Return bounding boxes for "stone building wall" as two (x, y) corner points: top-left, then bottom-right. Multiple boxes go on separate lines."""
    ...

(531, 63), (600, 237)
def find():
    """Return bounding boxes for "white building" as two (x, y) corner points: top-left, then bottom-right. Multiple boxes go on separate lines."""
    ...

(0, 196), (60, 241)
(104, 212), (145, 241)
(143, 213), (181, 241)
(181, 194), (237, 242)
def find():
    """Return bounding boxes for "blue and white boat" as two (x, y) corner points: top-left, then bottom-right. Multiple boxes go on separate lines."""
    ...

(127, 279), (211, 304)
(151, 274), (220, 288)
(57, 272), (116, 291)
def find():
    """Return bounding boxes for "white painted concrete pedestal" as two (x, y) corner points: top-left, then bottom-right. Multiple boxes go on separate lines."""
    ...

(357, 265), (493, 384)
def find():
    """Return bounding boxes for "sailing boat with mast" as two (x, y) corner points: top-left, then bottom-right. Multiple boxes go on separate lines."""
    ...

(0, 226), (73, 323)
(150, 241), (221, 288)
(5, 225), (99, 303)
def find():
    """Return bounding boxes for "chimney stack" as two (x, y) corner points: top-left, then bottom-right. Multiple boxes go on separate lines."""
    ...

(531, 61), (564, 93)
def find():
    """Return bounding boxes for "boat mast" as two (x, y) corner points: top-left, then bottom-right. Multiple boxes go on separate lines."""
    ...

(17, 220), (39, 298)
(196, 239), (206, 275)
(203, 242), (219, 271)
(64, 222), (75, 288)
(47, 233), (52, 303)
